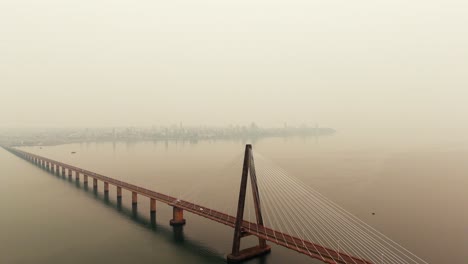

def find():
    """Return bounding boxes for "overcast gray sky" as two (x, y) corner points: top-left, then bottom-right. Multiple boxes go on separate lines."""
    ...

(1, 0), (467, 134)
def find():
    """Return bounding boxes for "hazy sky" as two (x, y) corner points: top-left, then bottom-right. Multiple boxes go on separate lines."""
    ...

(1, 0), (467, 133)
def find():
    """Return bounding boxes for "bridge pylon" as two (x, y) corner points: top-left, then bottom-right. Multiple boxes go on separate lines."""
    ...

(227, 144), (271, 263)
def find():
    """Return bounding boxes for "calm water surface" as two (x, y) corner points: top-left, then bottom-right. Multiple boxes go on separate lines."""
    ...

(1, 135), (466, 263)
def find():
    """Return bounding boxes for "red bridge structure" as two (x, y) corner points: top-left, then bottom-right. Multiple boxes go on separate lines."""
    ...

(5, 145), (427, 264)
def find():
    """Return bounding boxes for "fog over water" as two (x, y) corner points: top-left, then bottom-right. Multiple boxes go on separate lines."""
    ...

(1, 0), (468, 136)
(0, 0), (467, 263)
(1, 136), (467, 264)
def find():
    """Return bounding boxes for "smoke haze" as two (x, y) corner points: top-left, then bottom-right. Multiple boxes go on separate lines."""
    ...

(1, 0), (467, 141)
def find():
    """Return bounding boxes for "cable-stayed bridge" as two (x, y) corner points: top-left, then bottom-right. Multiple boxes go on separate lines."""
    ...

(4, 145), (428, 264)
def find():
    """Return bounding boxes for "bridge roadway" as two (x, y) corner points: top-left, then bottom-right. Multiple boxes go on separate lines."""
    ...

(7, 147), (371, 264)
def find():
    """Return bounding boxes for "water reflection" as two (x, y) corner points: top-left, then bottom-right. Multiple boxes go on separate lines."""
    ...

(150, 211), (157, 229)
(37, 160), (224, 263)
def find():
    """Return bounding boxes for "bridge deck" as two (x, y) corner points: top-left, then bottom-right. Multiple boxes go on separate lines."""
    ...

(8, 147), (371, 264)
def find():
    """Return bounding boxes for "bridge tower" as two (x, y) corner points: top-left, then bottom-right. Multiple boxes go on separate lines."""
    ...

(227, 144), (271, 263)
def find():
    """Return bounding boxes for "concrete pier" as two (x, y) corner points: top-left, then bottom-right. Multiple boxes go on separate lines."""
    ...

(132, 192), (137, 204)
(75, 171), (80, 181)
(150, 198), (156, 212)
(227, 246), (272, 263)
(170, 207), (186, 226)
(83, 174), (88, 184)
(104, 182), (109, 193)
(62, 167), (65, 176)
(68, 169), (72, 178)
(93, 178), (98, 189)
(117, 186), (122, 198)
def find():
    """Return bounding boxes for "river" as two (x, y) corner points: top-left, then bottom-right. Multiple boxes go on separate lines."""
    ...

(0, 134), (466, 263)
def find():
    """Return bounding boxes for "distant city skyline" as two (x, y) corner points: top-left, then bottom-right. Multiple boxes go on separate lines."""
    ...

(0, 123), (335, 146)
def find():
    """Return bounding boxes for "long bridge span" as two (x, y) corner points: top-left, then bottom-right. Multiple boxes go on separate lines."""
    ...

(4, 145), (426, 264)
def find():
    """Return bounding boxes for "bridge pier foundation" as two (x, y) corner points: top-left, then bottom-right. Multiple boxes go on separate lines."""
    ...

(104, 182), (109, 193)
(170, 207), (186, 226)
(84, 174), (88, 184)
(150, 198), (156, 212)
(93, 178), (98, 189)
(61, 167), (65, 176)
(75, 172), (80, 181)
(227, 246), (271, 263)
(132, 192), (137, 205)
(68, 169), (72, 178)
(117, 187), (122, 199)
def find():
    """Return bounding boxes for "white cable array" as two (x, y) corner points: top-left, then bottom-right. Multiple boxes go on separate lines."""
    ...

(253, 151), (429, 264)
(262, 165), (379, 264)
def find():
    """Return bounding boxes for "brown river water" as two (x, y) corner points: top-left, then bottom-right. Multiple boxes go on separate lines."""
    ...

(0, 133), (466, 263)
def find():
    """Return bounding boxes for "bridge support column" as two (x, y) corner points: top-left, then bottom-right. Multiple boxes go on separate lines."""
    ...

(170, 207), (186, 226)
(50, 163), (54, 172)
(61, 167), (65, 176)
(75, 171), (80, 181)
(83, 174), (88, 184)
(104, 182), (109, 193)
(150, 198), (156, 212)
(117, 187), (122, 199)
(93, 178), (98, 189)
(68, 169), (72, 178)
(132, 192), (137, 205)
(227, 145), (271, 263)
